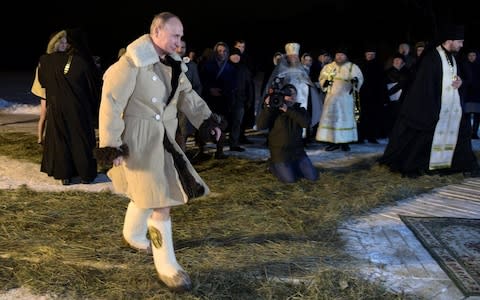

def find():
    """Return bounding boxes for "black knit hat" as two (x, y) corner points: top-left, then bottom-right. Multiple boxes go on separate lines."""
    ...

(392, 52), (405, 61)
(334, 46), (349, 56)
(364, 43), (377, 53)
(230, 47), (242, 56)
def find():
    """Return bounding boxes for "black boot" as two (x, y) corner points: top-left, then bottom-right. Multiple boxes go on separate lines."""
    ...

(325, 144), (340, 151)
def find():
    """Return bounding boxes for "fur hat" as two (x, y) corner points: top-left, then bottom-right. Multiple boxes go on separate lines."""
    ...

(285, 43), (300, 56)
(46, 30), (67, 54)
(415, 41), (426, 49)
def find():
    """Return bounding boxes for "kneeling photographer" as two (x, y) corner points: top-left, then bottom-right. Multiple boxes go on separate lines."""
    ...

(256, 82), (319, 183)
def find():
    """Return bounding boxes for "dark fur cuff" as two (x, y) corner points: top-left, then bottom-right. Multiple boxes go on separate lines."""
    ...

(198, 113), (228, 144)
(94, 144), (129, 167)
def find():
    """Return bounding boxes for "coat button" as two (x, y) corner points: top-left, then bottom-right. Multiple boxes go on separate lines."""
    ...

(152, 97), (158, 103)
(152, 75), (158, 81)
(155, 114), (161, 120)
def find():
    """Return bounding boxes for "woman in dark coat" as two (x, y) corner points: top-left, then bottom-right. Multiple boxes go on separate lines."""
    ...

(38, 28), (101, 185)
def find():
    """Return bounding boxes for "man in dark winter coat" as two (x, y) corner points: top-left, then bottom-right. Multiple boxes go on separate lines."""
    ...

(357, 47), (389, 143)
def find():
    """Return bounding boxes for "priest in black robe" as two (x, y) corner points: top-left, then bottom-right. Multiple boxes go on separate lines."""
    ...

(378, 25), (480, 178)
(38, 28), (101, 185)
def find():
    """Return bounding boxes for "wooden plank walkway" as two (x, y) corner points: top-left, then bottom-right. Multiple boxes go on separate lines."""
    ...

(339, 178), (480, 300)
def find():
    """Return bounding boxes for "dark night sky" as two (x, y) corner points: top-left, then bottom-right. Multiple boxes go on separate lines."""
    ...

(2, 0), (478, 72)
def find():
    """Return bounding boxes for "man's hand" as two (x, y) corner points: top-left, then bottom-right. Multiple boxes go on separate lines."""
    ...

(452, 75), (462, 89)
(198, 113), (227, 144)
(211, 127), (221, 142)
(113, 156), (124, 167)
(264, 95), (270, 106)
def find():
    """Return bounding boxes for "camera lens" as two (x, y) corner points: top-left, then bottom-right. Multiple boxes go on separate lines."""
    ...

(270, 94), (283, 107)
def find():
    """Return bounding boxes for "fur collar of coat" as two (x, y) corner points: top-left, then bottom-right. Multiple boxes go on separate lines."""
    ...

(125, 34), (187, 73)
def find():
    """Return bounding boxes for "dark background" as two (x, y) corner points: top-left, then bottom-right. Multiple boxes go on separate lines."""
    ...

(2, 0), (478, 72)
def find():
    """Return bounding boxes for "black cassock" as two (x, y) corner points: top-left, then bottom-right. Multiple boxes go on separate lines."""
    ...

(38, 51), (100, 181)
(378, 46), (479, 177)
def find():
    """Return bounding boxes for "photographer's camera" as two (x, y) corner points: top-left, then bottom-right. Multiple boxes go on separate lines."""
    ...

(268, 77), (291, 108)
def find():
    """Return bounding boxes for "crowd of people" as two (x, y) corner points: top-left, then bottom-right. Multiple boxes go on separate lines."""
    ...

(31, 13), (480, 291)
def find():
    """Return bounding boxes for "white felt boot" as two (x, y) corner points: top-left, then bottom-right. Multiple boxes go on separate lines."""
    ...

(123, 201), (152, 252)
(148, 217), (192, 292)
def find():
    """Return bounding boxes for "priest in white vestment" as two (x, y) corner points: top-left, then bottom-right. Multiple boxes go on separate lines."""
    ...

(316, 48), (364, 151)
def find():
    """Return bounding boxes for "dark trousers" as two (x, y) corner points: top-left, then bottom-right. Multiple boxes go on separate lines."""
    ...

(270, 155), (318, 183)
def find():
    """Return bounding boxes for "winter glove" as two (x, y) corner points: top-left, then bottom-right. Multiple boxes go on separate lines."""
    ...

(94, 144), (129, 167)
(198, 113), (227, 144)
